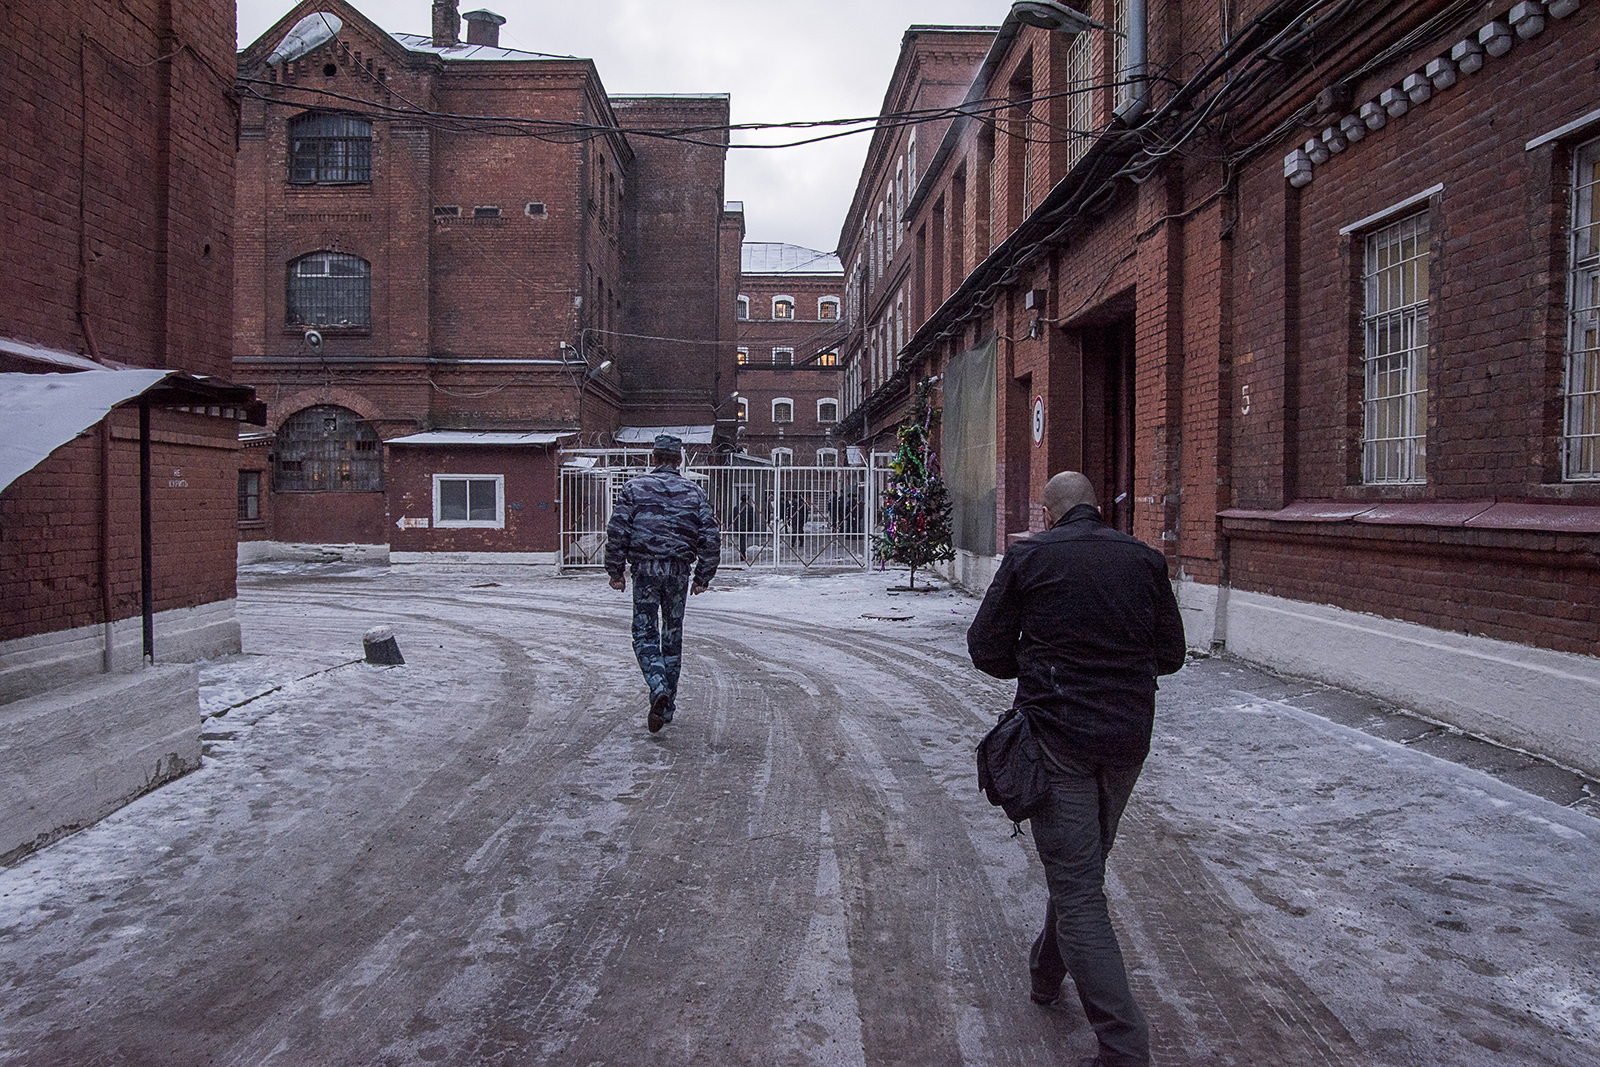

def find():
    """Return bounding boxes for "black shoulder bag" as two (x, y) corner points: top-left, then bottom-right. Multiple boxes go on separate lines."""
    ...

(975, 708), (1052, 823)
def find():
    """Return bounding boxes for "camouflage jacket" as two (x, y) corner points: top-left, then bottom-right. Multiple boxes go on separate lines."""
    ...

(604, 466), (721, 584)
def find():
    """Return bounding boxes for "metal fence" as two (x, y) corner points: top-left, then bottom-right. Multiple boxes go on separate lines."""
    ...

(559, 451), (880, 573)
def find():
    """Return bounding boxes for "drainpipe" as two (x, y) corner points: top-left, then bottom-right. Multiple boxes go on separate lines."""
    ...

(1114, 0), (1148, 124)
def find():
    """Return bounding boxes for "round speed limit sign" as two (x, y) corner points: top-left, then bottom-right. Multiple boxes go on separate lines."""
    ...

(1032, 395), (1045, 444)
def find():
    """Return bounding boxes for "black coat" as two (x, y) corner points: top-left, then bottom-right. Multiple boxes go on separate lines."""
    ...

(967, 504), (1187, 766)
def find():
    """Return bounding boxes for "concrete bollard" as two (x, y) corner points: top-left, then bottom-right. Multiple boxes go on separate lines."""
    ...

(363, 625), (404, 665)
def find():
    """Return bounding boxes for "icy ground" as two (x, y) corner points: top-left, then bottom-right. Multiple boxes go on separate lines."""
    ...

(1, 563), (1597, 1066)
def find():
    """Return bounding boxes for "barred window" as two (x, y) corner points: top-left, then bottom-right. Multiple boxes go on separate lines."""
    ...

(1362, 212), (1430, 484)
(287, 252), (371, 329)
(772, 347), (794, 366)
(772, 398), (794, 423)
(773, 297), (795, 320)
(817, 399), (838, 423)
(289, 112), (372, 184)
(1565, 137), (1600, 479)
(819, 297), (840, 320)
(237, 470), (261, 520)
(274, 405), (382, 492)
(816, 349), (838, 367)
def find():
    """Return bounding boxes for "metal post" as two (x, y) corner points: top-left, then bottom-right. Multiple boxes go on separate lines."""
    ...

(139, 402), (154, 664)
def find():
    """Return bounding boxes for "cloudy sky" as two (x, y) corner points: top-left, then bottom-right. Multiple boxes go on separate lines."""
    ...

(237, 0), (1005, 255)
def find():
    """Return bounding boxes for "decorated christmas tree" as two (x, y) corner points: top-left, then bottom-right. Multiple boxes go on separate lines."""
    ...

(874, 376), (955, 589)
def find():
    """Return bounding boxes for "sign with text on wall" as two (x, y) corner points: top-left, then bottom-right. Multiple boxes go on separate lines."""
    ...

(1032, 396), (1044, 445)
(396, 516), (429, 530)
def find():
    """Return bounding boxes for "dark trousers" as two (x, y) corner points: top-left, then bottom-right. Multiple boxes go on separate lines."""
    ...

(1029, 755), (1149, 1067)
(630, 571), (690, 708)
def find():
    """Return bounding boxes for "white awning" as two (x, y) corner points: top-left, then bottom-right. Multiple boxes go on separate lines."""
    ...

(385, 430), (576, 446)
(613, 425), (716, 445)
(0, 369), (172, 493)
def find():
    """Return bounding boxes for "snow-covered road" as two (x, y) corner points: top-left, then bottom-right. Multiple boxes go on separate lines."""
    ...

(1, 563), (1596, 1066)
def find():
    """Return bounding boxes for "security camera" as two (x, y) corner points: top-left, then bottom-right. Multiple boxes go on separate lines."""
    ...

(303, 328), (323, 356)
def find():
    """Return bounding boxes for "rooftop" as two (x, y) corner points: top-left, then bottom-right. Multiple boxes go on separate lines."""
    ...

(741, 243), (843, 275)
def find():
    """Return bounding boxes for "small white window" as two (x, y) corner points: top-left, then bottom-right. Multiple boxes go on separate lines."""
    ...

(771, 447), (794, 466)
(737, 295), (750, 320)
(817, 399), (838, 423)
(433, 474), (504, 528)
(737, 347), (749, 365)
(816, 448), (838, 467)
(772, 398), (794, 423)
(772, 347), (794, 366)
(816, 350), (838, 367)
(772, 296), (795, 320)
(738, 398), (749, 422)
(818, 297), (840, 321)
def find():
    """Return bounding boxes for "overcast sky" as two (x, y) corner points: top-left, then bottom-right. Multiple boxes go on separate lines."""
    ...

(237, 1), (1004, 256)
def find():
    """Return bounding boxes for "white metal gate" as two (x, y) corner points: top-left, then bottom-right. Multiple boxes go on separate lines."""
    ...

(560, 452), (879, 573)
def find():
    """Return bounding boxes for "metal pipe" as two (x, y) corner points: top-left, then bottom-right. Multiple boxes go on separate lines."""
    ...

(1116, 0), (1149, 123)
(140, 403), (154, 664)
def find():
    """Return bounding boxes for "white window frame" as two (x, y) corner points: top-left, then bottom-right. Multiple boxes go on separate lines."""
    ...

(816, 448), (839, 467)
(771, 447), (794, 467)
(1361, 210), (1431, 485)
(737, 295), (750, 320)
(737, 398), (749, 423)
(772, 295), (795, 320)
(432, 473), (505, 528)
(817, 398), (838, 423)
(772, 347), (794, 366)
(818, 296), (840, 320)
(772, 397), (794, 423)
(737, 347), (749, 365)
(1565, 136), (1600, 480)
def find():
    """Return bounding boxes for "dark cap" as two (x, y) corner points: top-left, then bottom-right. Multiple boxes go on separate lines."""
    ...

(652, 433), (683, 455)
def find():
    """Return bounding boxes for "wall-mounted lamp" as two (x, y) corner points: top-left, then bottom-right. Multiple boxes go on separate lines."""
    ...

(1010, 0), (1113, 34)
(584, 359), (613, 380)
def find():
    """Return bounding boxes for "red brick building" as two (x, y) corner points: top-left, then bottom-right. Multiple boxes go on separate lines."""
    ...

(840, 1), (1600, 775)
(734, 241), (846, 466)
(234, 0), (740, 562)
(2, 0), (258, 860)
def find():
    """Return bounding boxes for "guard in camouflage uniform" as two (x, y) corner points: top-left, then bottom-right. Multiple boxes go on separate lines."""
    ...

(605, 435), (722, 733)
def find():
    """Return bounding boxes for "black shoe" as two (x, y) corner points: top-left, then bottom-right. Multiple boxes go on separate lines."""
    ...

(1030, 981), (1062, 1006)
(662, 699), (675, 724)
(648, 692), (669, 733)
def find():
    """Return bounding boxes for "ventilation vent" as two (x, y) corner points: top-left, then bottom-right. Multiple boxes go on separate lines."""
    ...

(473, 206), (501, 218)
(525, 202), (546, 216)
(433, 205), (460, 217)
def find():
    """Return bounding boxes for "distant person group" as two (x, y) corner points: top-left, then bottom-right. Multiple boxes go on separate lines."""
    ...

(604, 443), (1185, 1067)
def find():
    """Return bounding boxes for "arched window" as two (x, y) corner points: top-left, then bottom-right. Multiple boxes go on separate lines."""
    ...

(816, 448), (838, 467)
(772, 398), (794, 423)
(289, 112), (372, 184)
(274, 405), (382, 492)
(737, 398), (749, 422)
(817, 399), (838, 423)
(287, 252), (371, 329)
(772, 347), (794, 366)
(818, 297), (840, 320)
(737, 295), (750, 320)
(737, 347), (749, 365)
(772, 296), (795, 320)
(771, 448), (793, 466)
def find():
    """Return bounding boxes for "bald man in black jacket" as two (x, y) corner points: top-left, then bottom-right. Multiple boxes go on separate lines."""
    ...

(967, 471), (1186, 1067)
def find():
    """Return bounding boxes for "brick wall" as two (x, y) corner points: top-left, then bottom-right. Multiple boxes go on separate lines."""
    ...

(1, 0), (239, 649)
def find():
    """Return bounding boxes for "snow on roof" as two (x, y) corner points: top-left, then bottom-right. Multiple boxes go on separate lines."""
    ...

(391, 31), (579, 62)
(0, 336), (105, 373)
(0, 370), (172, 493)
(741, 243), (843, 275)
(613, 425), (716, 445)
(385, 430), (575, 446)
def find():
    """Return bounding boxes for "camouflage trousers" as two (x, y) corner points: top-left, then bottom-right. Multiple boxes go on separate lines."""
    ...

(630, 571), (691, 712)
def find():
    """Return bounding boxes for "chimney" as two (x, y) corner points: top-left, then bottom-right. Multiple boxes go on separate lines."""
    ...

(463, 9), (506, 47)
(432, 0), (459, 47)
